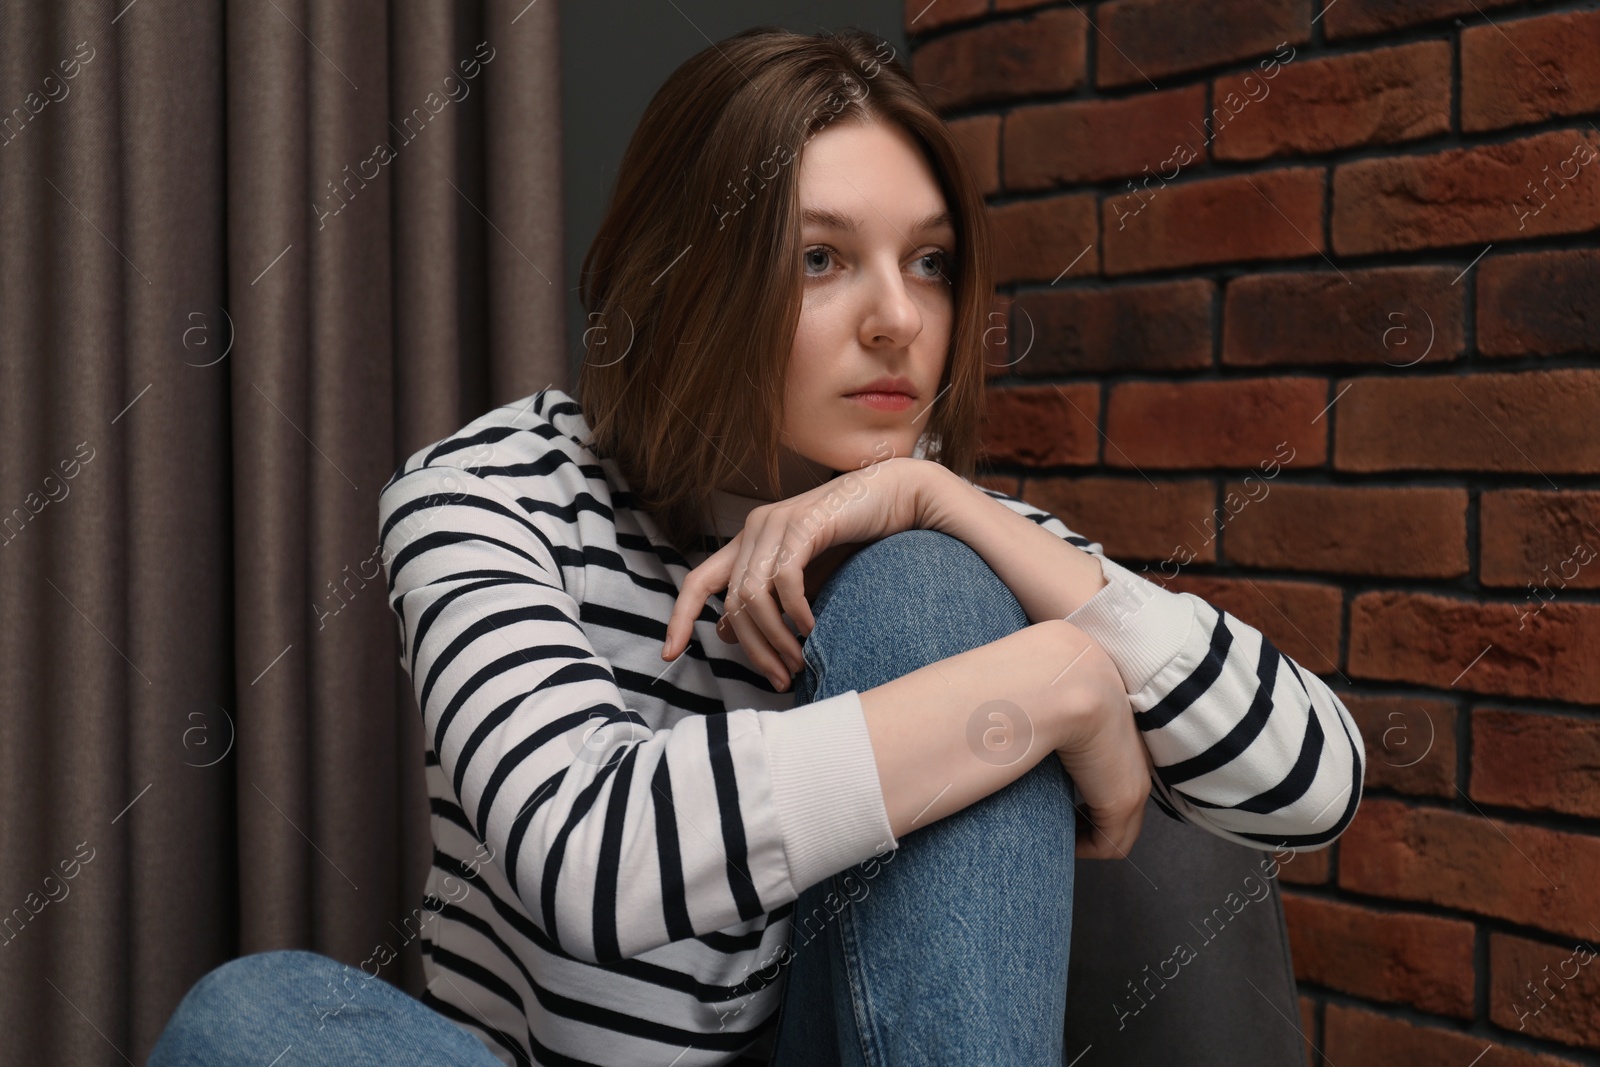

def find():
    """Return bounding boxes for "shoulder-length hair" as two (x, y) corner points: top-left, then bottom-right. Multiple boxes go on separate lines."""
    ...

(575, 25), (994, 558)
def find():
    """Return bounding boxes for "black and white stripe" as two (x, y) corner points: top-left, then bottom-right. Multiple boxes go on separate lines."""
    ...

(379, 387), (1363, 1066)
(975, 486), (1365, 851)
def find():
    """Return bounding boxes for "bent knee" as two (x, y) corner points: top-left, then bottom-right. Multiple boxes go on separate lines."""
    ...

(817, 529), (1012, 616)
(822, 530), (985, 601)
(807, 529), (1027, 661)
(180, 949), (348, 1015)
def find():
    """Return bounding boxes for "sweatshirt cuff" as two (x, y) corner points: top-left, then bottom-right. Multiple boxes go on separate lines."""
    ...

(757, 690), (898, 895)
(1064, 554), (1197, 695)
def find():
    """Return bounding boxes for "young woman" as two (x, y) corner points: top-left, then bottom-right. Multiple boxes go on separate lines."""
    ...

(150, 26), (1364, 1067)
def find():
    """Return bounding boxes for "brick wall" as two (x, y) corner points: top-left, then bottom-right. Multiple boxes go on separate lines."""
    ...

(907, 1), (1600, 1064)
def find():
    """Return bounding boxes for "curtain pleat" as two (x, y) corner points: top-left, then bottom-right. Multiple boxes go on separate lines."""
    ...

(0, 1), (567, 1061)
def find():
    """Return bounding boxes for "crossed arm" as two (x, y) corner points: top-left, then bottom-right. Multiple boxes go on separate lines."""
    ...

(678, 458), (1366, 853)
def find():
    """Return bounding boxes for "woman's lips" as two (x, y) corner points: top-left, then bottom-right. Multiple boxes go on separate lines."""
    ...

(845, 391), (915, 411)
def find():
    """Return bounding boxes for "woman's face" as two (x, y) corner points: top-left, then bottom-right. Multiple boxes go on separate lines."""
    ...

(735, 116), (956, 500)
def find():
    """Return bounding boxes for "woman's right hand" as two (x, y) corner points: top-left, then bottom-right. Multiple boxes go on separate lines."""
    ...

(1022, 621), (1150, 860)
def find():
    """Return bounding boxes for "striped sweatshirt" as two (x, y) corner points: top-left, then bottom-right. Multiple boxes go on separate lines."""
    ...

(377, 386), (1365, 1067)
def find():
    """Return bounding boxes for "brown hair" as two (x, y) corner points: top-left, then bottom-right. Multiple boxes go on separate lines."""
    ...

(574, 25), (994, 558)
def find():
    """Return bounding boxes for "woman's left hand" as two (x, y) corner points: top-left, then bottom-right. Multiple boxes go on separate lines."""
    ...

(660, 456), (943, 690)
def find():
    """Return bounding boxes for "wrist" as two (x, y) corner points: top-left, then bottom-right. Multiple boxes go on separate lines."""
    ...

(1028, 619), (1117, 751)
(905, 459), (970, 535)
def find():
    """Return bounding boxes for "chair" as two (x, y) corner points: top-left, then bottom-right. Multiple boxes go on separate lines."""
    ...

(1062, 796), (1308, 1066)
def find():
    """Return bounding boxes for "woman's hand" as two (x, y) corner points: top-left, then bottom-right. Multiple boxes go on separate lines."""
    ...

(1049, 631), (1150, 860)
(660, 457), (936, 689)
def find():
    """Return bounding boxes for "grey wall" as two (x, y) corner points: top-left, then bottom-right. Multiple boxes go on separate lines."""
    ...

(557, 1), (907, 382)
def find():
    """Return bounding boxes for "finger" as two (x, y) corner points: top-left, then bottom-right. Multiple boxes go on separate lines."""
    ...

(729, 508), (765, 595)
(1081, 771), (1146, 857)
(1123, 792), (1147, 850)
(731, 530), (807, 673)
(1077, 773), (1149, 858)
(738, 569), (805, 675)
(1064, 744), (1149, 859)
(1077, 802), (1134, 858)
(664, 583), (709, 660)
(1074, 811), (1107, 860)
(1086, 780), (1139, 853)
(1075, 808), (1118, 860)
(664, 545), (735, 659)
(720, 576), (754, 647)
(1077, 815), (1131, 859)
(716, 517), (766, 646)
(768, 534), (817, 638)
(722, 585), (793, 690)
(720, 517), (803, 670)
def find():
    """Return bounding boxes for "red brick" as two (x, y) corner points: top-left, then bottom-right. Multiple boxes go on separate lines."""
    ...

(1224, 266), (1466, 367)
(1095, 0), (1307, 89)
(1104, 378), (1327, 470)
(947, 114), (1000, 197)
(1477, 249), (1600, 358)
(1463, 9), (1600, 133)
(904, 0), (986, 33)
(1332, 369), (1600, 475)
(1005, 86), (1208, 188)
(1325, 0), (1524, 42)
(1116, 481), (1227, 571)
(1339, 798), (1600, 942)
(1278, 845), (1331, 886)
(1345, 695), (1458, 799)
(1324, 1002), (1583, 1067)
(1282, 893), (1475, 1017)
(1479, 489), (1600, 591)
(1164, 575), (1342, 675)
(1490, 931), (1600, 1049)
(1298, 996), (1317, 1067)
(1019, 476), (1217, 565)
(1224, 483), (1467, 579)
(1474, 710), (1600, 820)
(1010, 279), (1213, 375)
(1332, 130), (1600, 254)
(988, 194), (1097, 286)
(983, 292), (1015, 379)
(1214, 42), (1450, 161)
(1349, 591), (1600, 704)
(910, 9), (1087, 111)
(1104, 167), (1324, 275)
(979, 384), (1099, 466)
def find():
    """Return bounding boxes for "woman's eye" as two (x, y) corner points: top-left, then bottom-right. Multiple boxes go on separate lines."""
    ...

(915, 251), (951, 280)
(802, 246), (954, 282)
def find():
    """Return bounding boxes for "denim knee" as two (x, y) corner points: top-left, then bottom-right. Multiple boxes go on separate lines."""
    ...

(811, 529), (1028, 643)
(169, 950), (347, 1026)
(803, 529), (1031, 697)
(216, 948), (340, 990)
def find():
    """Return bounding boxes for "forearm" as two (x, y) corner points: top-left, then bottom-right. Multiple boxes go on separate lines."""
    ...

(856, 620), (1084, 839)
(919, 464), (1110, 622)
(900, 463), (1366, 850)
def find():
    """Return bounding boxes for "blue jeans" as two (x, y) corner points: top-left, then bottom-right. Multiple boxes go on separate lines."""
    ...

(768, 529), (1076, 1066)
(146, 948), (502, 1066)
(147, 530), (1076, 1067)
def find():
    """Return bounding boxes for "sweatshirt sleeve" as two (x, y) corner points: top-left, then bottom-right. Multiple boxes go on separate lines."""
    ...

(974, 485), (1365, 853)
(379, 460), (896, 965)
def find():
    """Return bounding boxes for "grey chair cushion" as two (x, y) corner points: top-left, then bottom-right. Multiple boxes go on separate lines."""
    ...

(1062, 797), (1308, 1067)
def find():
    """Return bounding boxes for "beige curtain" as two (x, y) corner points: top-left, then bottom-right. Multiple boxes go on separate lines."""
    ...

(0, 1), (566, 1062)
